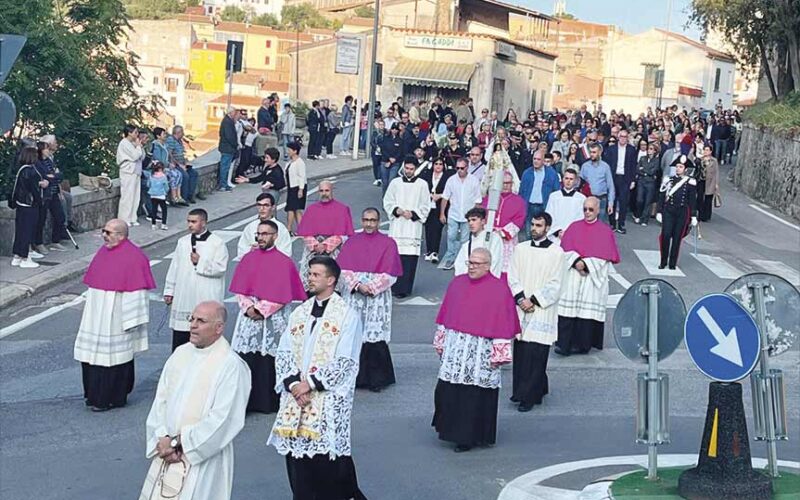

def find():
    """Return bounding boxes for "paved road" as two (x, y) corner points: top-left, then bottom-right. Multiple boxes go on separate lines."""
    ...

(1, 166), (799, 499)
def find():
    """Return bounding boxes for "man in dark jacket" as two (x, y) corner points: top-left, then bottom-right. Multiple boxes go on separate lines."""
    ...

(257, 97), (275, 132)
(602, 128), (638, 233)
(306, 100), (323, 160)
(218, 107), (239, 191)
(402, 123), (421, 157)
(380, 124), (403, 193)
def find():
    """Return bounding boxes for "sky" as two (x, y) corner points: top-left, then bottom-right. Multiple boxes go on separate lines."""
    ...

(522, 0), (702, 40)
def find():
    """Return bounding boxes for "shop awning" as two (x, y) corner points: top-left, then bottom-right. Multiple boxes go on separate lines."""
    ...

(389, 58), (475, 90)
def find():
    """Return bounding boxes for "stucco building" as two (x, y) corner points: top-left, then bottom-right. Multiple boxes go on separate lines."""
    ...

(290, 0), (557, 114)
(600, 28), (736, 111)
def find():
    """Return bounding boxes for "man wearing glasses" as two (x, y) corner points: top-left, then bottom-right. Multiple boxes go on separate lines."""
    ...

(439, 158), (482, 271)
(338, 208), (403, 392)
(140, 301), (251, 500)
(555, 197), (620, 356)
(236, 193), (292, 260)
(432, 248), (520, 452)
(229, 220), (306, 414)
(75, 219), (155, 412)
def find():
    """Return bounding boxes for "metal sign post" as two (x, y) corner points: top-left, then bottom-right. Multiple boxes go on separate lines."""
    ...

(226, 43), (236, 110)
(643, 283), (661, 480)
(613, 279), (683, 482)
(749, 281), (779, 477)
(725, 272), (797, 479)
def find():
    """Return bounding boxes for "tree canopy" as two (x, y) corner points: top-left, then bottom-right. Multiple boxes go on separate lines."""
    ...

(353, 6), (375, 18)
(689, 0), (799, 100)
(281, 3), (333, 29)
(0, 0), (159, 192)
(124, 0), (199, 20)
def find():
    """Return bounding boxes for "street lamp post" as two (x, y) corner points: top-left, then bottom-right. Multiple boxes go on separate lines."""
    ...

(364, 0), (380, 159)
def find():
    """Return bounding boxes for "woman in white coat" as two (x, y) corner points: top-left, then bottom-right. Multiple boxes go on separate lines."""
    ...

(117, 124), (145, 226)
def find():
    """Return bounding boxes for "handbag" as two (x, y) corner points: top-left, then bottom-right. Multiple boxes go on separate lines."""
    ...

(713, 192), (722, 208)
(146, 457), (190, 499)
(79, 172), (112, 192)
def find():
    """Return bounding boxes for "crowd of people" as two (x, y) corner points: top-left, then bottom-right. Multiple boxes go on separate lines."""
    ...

(7, 91), (743, 499)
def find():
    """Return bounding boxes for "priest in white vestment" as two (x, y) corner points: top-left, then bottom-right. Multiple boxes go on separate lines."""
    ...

(269, 256), (366, 499)
(453, 207), (503, 278)
(164, 209), (229, 351)
(139, 301), (250, 500)
(545, 167), (586, 240)
(507, 212), (565, 411)
(230, 220), (306, 414)
(433, 248), (520, 452)
(481, 171), (526, 275)
(75, 219), (155, 411)
(235, 192), (292, 260)
(383, 158), (431, 298)
(295, 181), (354, 292)
(556, 196), (620, 356)
(339, 208), (403, 392)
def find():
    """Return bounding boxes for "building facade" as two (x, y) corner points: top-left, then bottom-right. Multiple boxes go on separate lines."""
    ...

(290, 0), (557, 114)
(600, 29), (735, 111)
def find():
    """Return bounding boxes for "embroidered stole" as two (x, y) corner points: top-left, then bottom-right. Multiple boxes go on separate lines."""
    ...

(272, 296), (347, 441)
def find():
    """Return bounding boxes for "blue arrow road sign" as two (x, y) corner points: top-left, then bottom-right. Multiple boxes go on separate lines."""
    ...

(684, 293), (761, 382)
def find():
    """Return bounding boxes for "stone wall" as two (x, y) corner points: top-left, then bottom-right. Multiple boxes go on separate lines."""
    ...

(734, 124), (800, 219)
(0, 150), (221, 256)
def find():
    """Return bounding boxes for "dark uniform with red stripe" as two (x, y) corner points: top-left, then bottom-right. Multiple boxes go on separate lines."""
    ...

(658, 175), (697, 269)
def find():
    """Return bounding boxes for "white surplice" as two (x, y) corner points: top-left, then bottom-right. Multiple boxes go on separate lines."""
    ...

(236, 218), (292, 260)
(140, 337), (251, 500)
(268, 294), (363, 459)
(383, 176), (431, 255)
(557, 254), (612, 323)
(507, 241), (565, 345)
(74, 287), (149, 367)
(434, 327), (509, 389)
(340, 271), (397, 343)
(545, 189), (586, 238)
(453, 229), (504, 278)
(164, 233), (229, 331)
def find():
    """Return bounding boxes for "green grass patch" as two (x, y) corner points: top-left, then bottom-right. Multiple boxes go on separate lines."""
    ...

(744, 92), (800, 136)
(609, 466), (800, 499)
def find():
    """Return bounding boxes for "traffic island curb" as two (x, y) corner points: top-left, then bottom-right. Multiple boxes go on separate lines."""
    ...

(0, 163), (370, 311)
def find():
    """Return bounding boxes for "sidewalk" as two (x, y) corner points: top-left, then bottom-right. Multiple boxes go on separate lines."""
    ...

(0, 154), (369, 310)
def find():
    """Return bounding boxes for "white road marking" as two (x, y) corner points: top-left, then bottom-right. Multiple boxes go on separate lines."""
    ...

(691, 254), (743, 279)
(751, 259), (800, 285)
(609, 267), (632, 289)
(0, 293), (86, 340)
(749, 204), (800, 231)
(497, 454), (800, 500)
(607, 293), (622, 309)
(633, 249), (685, 277)
(397, 296), (440, 306)
(149, 259), (162, 267)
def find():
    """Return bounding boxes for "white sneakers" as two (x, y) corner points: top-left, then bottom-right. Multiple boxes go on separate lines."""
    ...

(29, 250), (44, 259)
(11, 256), (40, 268)
(326, 154), (337, 159)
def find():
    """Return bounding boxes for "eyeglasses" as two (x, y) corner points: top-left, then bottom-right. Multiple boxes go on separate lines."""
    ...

(583, 207), (596, 212)
(256, 231), (278, 237)
(466, 260), (489, 267)
(361, 218), (379, 222)
(101, 229), (117, 235)
(256, 203), (272, 208)
(456, 166), (467, 170)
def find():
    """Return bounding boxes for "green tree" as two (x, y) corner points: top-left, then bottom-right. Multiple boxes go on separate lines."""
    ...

(220, 5), (248, 23)
(0, 0), (160, 193)
(690, 0), (800, 100)
(280, 3), (331, 30)
(353, 6), (375, 18)
(554, 12), (577, 20)
(124, 0), (191, 20)
(252, 13), (280, 28)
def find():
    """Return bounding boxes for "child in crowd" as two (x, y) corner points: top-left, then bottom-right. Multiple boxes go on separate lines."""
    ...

(147, 162), (169, 230)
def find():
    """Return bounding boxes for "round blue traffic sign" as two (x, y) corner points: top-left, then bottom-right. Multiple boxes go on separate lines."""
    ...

(684, 293), (761, 382)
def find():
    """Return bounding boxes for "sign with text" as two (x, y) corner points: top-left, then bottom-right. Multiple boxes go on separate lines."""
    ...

(335, 35), (362, 75)
(495, 41), (516, 60)
(404, 35), (473, 52)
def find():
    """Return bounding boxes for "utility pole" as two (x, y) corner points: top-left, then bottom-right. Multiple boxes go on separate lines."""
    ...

(656, 0), (673, 109)
(365, 0), (380, 159)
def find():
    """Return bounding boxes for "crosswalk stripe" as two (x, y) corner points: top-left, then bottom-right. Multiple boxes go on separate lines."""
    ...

(751, 260), (800, 286)
(633, 249), (685, 277)
(691, 254), (743, 280)
(396, 296), (440, 306)
(607, 294), (622, 309)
